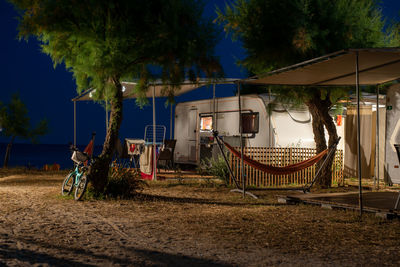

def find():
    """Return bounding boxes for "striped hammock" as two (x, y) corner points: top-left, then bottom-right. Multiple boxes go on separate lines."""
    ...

(223, 141), (328, 175)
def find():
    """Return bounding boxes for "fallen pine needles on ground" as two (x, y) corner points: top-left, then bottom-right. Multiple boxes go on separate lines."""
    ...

(0, 171), (398, 266)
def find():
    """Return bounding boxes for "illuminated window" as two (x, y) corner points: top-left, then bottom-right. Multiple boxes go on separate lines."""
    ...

(241, 112), (259, 133)
(200, 116), (213, 131)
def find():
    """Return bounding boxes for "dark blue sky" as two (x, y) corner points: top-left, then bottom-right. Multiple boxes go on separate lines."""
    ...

(0, 0), (399, 145)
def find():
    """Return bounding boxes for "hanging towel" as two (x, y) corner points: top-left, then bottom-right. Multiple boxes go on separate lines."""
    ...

(140, 146), (152, 175)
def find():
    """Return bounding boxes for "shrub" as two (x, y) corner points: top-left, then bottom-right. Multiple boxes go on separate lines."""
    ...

(103, 163), (147, 199)
(201, 154), (230, 185)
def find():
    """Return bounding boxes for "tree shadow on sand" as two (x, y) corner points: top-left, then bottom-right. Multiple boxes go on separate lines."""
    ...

(5, 237), (231, 267)
(132, 193), (286, 207)
(0, 243), (93, 266)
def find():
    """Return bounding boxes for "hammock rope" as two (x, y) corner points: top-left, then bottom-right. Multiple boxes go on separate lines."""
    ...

(223, 141), (328, 175)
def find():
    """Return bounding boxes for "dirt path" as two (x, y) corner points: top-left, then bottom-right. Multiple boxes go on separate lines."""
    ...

(0, 174), (399, 266)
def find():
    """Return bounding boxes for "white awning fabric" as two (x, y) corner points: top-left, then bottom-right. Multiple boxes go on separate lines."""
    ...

(243, 48), (400, 86)
(239, 48), (400, 214)
(72, 78), (238, 101)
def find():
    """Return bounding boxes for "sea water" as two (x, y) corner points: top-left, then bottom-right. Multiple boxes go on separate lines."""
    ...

(0, 143), (103, 170)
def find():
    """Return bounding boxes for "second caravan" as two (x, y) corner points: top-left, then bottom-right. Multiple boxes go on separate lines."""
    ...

(173, 94), (334, 165)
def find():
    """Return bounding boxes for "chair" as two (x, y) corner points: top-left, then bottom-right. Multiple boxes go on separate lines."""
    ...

(157, 139), (177, 172)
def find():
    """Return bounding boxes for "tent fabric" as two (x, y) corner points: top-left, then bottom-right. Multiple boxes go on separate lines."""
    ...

(371, 107), (386, 181)
(344, 106), (373, 178)
(72, 79), (238, 101)
(242, 49), (400, 86)
(223, 140), (328, 175)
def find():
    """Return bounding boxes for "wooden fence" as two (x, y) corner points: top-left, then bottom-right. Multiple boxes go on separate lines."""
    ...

(228, 147), (344, 187)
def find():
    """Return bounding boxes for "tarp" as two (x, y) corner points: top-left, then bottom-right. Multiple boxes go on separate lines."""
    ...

(239, 48), (400, 214)
(344, 106), (373, 178)
(243, 48), (400, 86)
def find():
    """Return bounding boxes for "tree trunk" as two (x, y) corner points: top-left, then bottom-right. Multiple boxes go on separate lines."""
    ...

(3, 136), (15, 168)
(87, 79), (123, 193)
(305, 90), (339, 188)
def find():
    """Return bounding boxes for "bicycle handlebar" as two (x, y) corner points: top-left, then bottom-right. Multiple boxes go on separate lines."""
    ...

(69, 144), (78, 152)
(69, 145), (90, 159)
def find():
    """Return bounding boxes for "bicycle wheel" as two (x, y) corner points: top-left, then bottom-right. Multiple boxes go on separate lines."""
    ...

(61, 173), (75, 196)
(74, 174), (88, 201)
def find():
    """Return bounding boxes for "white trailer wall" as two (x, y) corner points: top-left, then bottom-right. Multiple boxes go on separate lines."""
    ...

(174, 95), (324, 165)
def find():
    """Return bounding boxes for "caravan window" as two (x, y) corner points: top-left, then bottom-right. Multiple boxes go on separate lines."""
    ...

(241, 112), (259, 134)
(200, 116), (213, 131)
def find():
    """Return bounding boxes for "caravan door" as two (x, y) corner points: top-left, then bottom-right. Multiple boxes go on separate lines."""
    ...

(188, 108), (198, 162)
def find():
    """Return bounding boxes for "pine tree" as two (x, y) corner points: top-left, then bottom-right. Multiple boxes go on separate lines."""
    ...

(10, 0), (220, 192)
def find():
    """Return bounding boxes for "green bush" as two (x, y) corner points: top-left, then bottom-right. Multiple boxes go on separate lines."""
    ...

(104, 163), (147, 199)
(201, 154), (230, 185)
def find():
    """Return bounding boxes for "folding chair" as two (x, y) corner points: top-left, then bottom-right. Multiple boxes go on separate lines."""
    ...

(157, 139), (176, 172)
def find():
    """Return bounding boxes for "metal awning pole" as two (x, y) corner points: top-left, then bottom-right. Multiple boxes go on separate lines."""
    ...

(238, 82), (245, 197)
(268, 88), (272, 147)
(73, 101), (77, 146)
(153, 85), (157, 181)
(356, 51), (363, 216)
(376, 87), (380, 190)
(213, 83), (216, 130)
(170, 104), (173, 139)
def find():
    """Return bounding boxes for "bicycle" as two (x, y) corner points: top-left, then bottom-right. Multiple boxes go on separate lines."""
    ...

(62, 132), (96, 200)
(61, 147), (92, 200)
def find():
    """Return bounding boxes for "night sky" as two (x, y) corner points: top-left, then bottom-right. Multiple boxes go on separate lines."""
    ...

(0, 0), (399, 145)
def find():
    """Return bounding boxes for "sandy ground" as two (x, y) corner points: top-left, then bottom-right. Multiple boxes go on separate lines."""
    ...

(0, 173), (399, 266)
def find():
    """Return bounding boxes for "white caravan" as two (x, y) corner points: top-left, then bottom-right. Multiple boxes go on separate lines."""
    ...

(174, 94), (339, 165)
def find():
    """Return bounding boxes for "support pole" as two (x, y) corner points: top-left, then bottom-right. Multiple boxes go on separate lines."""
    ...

(376, 87), (380, 190)
(213, 83), (216, 130)
(212, 130), (257, 199)
(73, 101), (77, 146)
(238, 82), (245, 197)
(305, 137), (341, 192)
(170, 104), (173, 139)
(153, 85), (157, 181)
(268, 88), (272, 147)
(356, 51), (363, 216)
(213, 131), (240, 189)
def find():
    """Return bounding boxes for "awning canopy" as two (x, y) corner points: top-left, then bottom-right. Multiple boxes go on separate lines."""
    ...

(239, 48), (400, 215)
(243, 48), (400, 86)
(72, 78), (238, 101)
